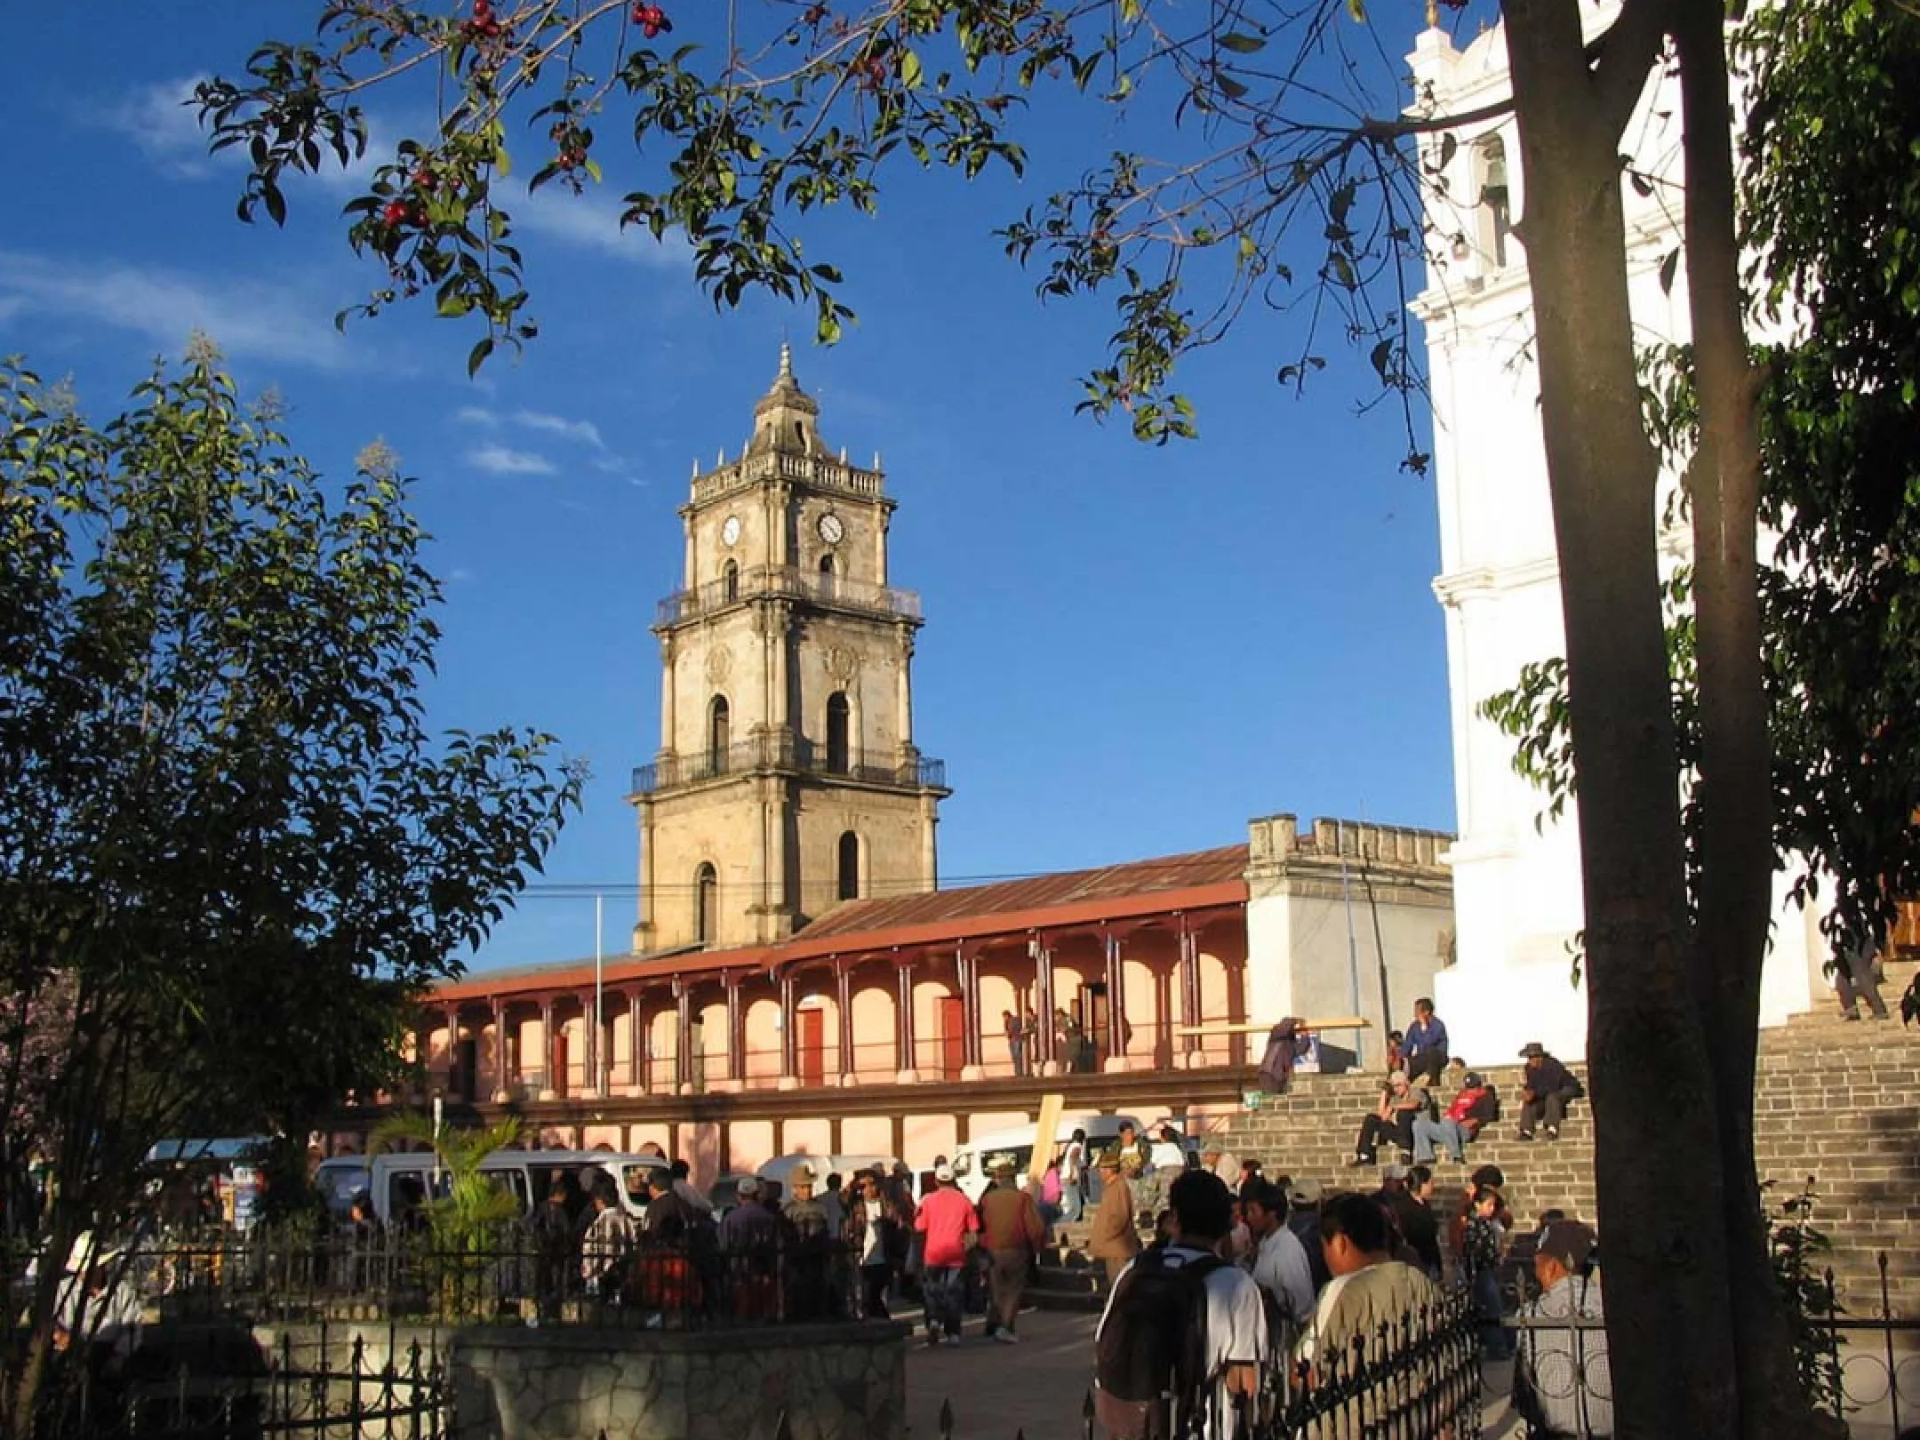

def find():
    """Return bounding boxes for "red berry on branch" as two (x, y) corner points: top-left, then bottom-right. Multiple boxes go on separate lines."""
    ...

(381, 200), (410, 227)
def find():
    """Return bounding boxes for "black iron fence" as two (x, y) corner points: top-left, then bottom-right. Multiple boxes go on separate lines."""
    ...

(1822, 1253), (1920, 1438)
(53, 1324), (446, 1440)
(933, 1292), (1480, 1440)
(90, 1221), (863, 1331)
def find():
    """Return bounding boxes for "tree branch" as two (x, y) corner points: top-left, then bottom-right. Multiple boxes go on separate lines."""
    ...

(1592, 0), (1672, 140)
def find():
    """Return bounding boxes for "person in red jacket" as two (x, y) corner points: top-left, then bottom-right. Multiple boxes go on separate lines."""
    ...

(1412, 1070), (1499, 1164)
(914, 1163), (979, 1346)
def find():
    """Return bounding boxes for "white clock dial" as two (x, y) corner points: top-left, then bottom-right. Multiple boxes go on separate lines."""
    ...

(721, 515), (742, 547)
(817, 512), (845, 545)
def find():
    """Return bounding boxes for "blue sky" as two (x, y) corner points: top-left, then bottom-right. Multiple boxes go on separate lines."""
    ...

(0, 4), (1455, 973)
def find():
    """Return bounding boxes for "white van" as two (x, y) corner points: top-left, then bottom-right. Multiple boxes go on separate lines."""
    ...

(358, 1149), (669, 1227)
(947, 1113), (1144, 1203)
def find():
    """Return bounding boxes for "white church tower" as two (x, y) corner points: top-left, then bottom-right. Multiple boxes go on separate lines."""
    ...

(1407, 15), (1828, 1061)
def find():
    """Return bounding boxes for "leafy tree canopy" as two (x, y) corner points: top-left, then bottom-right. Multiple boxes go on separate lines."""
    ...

(0, 341), (582, 1426)
(196, 0), (1453, 447)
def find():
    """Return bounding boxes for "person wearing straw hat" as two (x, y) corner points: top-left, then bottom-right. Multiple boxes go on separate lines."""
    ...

(977, 1155), (1045, 1343)
(1087, 1147), (1142, 1286)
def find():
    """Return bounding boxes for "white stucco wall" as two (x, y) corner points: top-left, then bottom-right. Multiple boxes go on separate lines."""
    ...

(1410, 16), (1824, 1059)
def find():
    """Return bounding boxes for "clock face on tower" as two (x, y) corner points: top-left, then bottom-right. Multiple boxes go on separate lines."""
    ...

(721, 515), (742, 547)
(817, 512), (845, 545)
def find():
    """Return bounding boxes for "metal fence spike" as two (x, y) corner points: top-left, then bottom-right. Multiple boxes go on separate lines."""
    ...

(774, 1411), (794, 1440)
(940, 1396), (955, 1440)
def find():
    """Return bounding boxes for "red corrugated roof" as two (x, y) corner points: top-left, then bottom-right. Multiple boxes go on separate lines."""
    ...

(792, 845), (1249, 941)
(433, 845), (1248, 1002)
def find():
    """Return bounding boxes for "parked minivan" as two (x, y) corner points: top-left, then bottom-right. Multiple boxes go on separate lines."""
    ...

(946, 1112), (1144, 1203)
(321, 1149), (669, 1227)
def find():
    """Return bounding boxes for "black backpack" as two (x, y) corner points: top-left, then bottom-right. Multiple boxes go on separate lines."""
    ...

(1094, 1249), (1223, 1439)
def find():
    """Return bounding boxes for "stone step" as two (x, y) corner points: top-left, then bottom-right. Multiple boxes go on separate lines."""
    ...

(1221, 1014), (1920, 1318)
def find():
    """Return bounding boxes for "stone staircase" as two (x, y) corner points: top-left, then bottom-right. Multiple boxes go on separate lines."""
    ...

(1214, 961), (1920, 1318)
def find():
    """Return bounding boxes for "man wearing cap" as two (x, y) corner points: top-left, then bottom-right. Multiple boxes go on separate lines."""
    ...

(1285, 1179), (1331, 1294)
(1516, 1043), (1582, 1141)
(1347, 1070), (1431, 1167)
(1087, 1148), (1142, 1286)
(1199, 1137), (1240, 1187)
(914, 1162), (979, 1345)
(977, 1157), (1045, 1343)
(1412, 1069), (1500, 1164)
(718, 1176), (777, 1250)
(1513, 1220), (1610, 1437)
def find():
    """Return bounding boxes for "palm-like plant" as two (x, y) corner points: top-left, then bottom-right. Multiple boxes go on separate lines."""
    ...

(370, 1113), (523, 1315)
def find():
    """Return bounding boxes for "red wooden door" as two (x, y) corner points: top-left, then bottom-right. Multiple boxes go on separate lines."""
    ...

(937, 996), (965, 1080)
(799, 1008), (826, 1086)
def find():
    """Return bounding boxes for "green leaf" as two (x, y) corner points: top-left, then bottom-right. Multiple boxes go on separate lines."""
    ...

(1218, 32), (1266, 53)
(467, 335), (495, 377)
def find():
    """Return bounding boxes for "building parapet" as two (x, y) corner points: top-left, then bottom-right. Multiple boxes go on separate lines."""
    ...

(631, 730), (946, 797)
(690, 451), (885, 507)
(656, 564), (922, 628)
(1247, 813), (1453, 876)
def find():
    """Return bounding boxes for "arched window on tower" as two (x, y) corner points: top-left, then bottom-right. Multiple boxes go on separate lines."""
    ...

(695, 862), (718, 943)
(1476, 136), (1513, 269)
(708, 695), (731, 773)
(836, 831), (861, 901)
(818, 552), (835, 576)
(826, 691), (850, 774)
(722, 558), (739, 602)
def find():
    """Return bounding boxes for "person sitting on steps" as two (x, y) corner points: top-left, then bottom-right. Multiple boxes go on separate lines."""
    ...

(1348, 1070), (1431, 1167)
(1516, 1043), (1582, 1141)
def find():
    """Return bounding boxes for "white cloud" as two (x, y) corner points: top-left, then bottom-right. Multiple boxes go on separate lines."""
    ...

(467, 443), (556, 476)
(515, 187), (689, 268)
(511, 409), (605, 449)
(0, 249), (355, 370)
(89, 75), (215, 178)
(455, 405), (500, 427)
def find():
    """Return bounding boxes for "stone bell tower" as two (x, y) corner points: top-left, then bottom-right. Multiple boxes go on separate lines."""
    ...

(628, 346), (949, 951)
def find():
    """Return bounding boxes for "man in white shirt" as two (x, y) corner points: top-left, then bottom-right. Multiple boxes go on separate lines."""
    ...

(1241, 1179), (1314, 1335)
(1094, 1170), (1268, 1440)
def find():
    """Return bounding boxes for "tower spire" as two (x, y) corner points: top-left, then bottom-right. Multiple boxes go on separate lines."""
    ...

(777, 340), (794, 383)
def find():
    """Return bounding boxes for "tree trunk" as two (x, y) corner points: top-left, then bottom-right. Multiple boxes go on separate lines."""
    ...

(1501, 0), (1738, 1433)
(1671, 2), (1821, 1434)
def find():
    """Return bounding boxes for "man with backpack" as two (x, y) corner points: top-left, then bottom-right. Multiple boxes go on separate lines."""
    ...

(1093, 1170), (1268, 1440)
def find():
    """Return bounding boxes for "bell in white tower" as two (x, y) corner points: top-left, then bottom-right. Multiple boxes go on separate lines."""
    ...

(628, 346), (949, 952)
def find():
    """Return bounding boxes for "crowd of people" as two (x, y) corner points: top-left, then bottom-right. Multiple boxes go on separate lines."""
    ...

(1079, 1148), (1611, 1439)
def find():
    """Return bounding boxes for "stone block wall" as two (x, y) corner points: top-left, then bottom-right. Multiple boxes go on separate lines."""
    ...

(251, 1318), (908, 1440)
